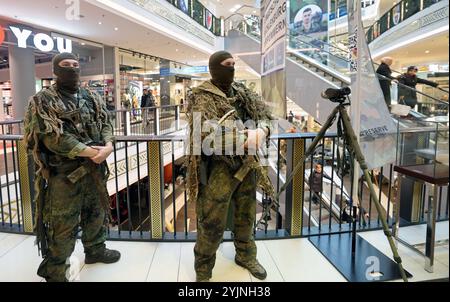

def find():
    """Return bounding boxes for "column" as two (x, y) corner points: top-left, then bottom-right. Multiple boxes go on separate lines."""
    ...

(159, 59), (171, 106)
(8, 44), (35, 120)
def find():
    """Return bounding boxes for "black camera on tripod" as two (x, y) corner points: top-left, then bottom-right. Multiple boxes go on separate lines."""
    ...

(321, 87), (351, 103)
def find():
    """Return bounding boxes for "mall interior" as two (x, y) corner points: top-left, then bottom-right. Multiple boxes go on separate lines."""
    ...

(0, 0), (448, 283)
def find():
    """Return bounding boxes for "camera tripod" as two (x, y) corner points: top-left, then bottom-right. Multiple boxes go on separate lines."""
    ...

(276, 92), (408, 282)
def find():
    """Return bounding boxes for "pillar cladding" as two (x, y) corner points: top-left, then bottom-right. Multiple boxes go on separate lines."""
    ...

(8, 44), (36, 120)
(159, 59), (171, 106)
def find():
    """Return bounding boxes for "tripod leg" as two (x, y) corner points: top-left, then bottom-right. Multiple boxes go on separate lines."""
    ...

(339, 108), (409, 282)
(277, 106), (341, 200)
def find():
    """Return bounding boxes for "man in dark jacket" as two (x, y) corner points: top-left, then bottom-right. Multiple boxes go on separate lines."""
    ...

(309, 163), (332, 205)
(376, 57), (395, 107)
(140, 89), (150, 108)
(397, 66), (439, 108)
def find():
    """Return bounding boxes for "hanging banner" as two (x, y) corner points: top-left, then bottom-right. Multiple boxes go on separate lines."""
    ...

(261, 0), (287, 118)
(348, 0), (397, 170)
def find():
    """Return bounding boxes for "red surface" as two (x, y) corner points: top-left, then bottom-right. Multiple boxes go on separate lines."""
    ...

(164, 163), (173, 184)
(0, 26), (4, 46)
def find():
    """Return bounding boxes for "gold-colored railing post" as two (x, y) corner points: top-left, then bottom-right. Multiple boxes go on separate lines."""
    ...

(17, 140), (34, 233)
(147, 141), (164, 239)
(285, 138), (305, 236)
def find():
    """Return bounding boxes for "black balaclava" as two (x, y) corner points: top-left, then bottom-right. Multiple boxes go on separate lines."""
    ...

(53, 53), (81, 94)
(209, 51), (235, 93)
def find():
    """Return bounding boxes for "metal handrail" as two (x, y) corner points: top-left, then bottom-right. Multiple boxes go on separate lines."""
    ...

(376, 72), (449, 106)
(0, 119), (24, 125)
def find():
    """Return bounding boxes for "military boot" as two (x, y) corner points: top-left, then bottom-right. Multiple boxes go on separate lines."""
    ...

(196, 274), (211, 282)
(235, 258), (267, 280)
(85, 248), (121, 264)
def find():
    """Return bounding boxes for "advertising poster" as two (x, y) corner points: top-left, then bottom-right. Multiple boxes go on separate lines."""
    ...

(289, 0), (328, 51)
(192, 0), (205, 26)
(213, 16), (222, 36)
(205, 9), (213, 31)
(289, 0), (328, 42)
(390, 3), (402, 27)
(177, 0), (191, 15)
(261, 0), (287, 118)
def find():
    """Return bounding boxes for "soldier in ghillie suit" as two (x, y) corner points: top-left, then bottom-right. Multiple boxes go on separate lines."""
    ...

(186, 51), (273, 282)
(24, 53), (120, 282)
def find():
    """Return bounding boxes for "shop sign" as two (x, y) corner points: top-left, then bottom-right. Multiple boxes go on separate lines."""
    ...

(9, 26), (72, 53)
(160, 66), (208, 76)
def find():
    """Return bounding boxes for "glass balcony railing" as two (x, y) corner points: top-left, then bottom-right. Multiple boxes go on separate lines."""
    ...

(287, 32), (351, 78)
(366, 0), (445, 43)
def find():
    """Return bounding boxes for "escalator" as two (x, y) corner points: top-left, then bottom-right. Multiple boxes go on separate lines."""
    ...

(226, 28), (448, 121)
(226, 25), (449, 230)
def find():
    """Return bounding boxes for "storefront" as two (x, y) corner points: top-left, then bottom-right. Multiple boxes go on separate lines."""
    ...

(0, 18), (116, 122)
(0, 18), (201, 124)
(118, 48), (208, 110)
(0, 18), (263, 125)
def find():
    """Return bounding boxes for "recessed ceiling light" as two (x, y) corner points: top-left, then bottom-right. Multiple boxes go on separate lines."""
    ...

(98, 21), (102, 25)
(114, 27), (119, 31)
(425, 50), (430, 53)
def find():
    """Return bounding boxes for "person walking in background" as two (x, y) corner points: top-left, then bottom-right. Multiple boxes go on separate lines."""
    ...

(309, 163), (332, 205)
(397, 66), (439, 109)
(376, 57), (395, 107)
(140, 89), (150, 108)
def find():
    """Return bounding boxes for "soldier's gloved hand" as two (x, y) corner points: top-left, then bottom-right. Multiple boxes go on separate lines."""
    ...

(243, 128), (267, 152)
(90, 144), (113, 164)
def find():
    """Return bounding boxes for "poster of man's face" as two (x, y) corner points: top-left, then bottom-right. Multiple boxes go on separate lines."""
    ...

(289, 0), (328, 56)
(294, 4), (322, 34)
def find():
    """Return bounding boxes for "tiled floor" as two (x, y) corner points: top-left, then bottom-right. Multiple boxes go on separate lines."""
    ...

(0, 222), (448, 282)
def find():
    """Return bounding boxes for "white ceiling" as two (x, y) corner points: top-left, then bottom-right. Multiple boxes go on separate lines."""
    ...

(200, 0), (260, 18)
(0, 0), (210, 65)
(0, 0), (261, 80)
(375, 32), (449, 71)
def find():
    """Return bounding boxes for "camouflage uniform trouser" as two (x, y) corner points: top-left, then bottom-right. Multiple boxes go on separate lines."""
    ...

(194, 159), (257, 278)
(37, 172), (108, 282)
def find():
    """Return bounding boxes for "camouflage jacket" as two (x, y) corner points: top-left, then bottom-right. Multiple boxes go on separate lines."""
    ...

(24, 84), (114, 178)
(23, 84), (114, 254)
(186, 80), (273, 203)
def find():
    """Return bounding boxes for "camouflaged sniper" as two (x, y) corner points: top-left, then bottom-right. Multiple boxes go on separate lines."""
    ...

(23, 84), (114, 256)
(185, 80), (274, 204)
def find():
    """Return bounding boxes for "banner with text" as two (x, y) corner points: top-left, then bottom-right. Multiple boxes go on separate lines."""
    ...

(348, 0), (397, 170)
(289, 0), (328, 63)
(261, 0), (287, 118)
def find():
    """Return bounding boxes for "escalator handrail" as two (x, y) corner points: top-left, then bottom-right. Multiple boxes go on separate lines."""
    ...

(376, 72), (449, 106)
(373, 62), (449, 93)
(290, 36), (448, 107)
(287, 49), (351, 85)
(228, 27), (448, 108)
(295, 32), (352, 58)
(288, 35), (351, 64)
